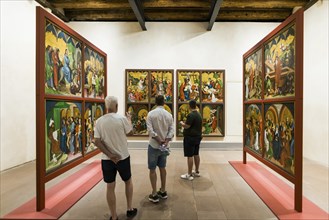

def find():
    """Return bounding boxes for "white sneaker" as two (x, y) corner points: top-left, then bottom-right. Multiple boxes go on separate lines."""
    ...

(181, 173), (194, 180)
(192, 170), (200, 177)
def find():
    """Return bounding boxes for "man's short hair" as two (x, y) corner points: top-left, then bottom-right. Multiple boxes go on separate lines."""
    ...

(155, 95), (165, 106)
(189, 99), (197, 109)
(105, 96), (118, 111)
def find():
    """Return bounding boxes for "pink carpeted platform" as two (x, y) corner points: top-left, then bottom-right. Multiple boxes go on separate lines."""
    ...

(229, 161), (329, 220)
(2, 160), (103, 219)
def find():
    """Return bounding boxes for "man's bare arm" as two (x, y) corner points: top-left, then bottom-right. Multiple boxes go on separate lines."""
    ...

(94, 138), (120, 163)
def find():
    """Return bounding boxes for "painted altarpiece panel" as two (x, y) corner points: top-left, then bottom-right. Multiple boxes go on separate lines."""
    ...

(84, 46), (106, 99)
(150, 71), (173, 103)
(127, 70), (149, 103)
(264, 24), (296, 99)
(244, 48), (262, 101)
(126, 69), (174, 136)
(202, 104), (224, 136)
(242, 9), (302, 212)
(127, 104), (149, 135)
(84, 102), (105, 154)
(45, 20), (82, 97)
(176, 69), (225, 137)
(177, 70), (200, 103)
(264, 103), (295, 175)
(244, 104), (263, 155)
(45, 100), (82, 174)
(201, 71), (224, 103)
(37, 6), (108, 211)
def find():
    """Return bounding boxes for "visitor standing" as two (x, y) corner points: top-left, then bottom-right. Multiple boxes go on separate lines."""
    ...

(146, 95), (174, 203)
(94, 96), (137, 220)
(180, 99), (202, 181)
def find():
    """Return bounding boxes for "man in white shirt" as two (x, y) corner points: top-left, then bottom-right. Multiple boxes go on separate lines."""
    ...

(94, 96), (137, 220)
(146, 95), (174, 203)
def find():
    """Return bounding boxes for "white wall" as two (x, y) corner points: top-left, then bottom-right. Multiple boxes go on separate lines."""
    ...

(0, 0), (39, 171)
(1, 0), (328, 170)
(303, 0), (329, 167)
(67, 22), (278, 144)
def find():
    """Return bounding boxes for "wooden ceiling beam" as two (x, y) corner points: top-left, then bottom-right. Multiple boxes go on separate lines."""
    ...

(128, 0), (147, 30)
(65, 10), (136, 21)
(143, 0), (211, 8)
(217, 9), (292, 21)
(48, 0), (212, 9)
(48, 0), (131, 9)
(64, 9), (291, 22)
(208, 0), (224, 31)
(221, 0), (308, 9)
(35, 0), (69, 22)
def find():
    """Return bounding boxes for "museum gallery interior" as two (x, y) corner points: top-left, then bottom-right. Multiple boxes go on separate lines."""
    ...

(0, 0), (328, 219)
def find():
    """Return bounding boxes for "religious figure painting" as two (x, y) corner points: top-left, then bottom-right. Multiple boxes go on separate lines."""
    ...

(264, 103), (295, 175)
(177, 71), (200, 103)
(45, 100), (82, 174)
(127, 70), (149, 103)
(127, 104), (149, 135)
(202, 104), (224, 136)
(244, 48), (262, 100)
(245, 104), (263, 155)
(84, 102), (105, 154)
(45, 20), (82, 96)
(84, 46), (106, 99)
(201, 71), (224, 103)
(264, 24), (296, 99)
(150, 71), (173, 103)
(177, 103), (200, 136)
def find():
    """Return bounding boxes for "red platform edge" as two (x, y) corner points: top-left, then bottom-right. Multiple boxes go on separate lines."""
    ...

(229, 161), (329, 220)
(2, 160), (103, 219)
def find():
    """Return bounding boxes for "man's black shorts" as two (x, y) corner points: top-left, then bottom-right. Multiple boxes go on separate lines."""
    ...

(101, 156), (131, 183)
(183, 136), (202, 157)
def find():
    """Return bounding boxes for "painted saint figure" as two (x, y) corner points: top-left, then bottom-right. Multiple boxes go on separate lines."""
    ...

(63, 49), (72, 83)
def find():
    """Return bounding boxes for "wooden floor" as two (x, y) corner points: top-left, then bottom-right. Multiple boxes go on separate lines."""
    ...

(1, 149), (328, 219)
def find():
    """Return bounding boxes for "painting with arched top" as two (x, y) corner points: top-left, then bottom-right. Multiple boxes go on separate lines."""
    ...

(177, 71), (200, 103)
(201, 71), (224, 103)
(84, 46), (106, 99)
(127, 71), (148, 103)
(264, 103), (295, 175)
(177, 103), (200, 136)
(244, 48), (262, 100)
(264, 24), (295, 99)
(202, 104), (224, 136)
(85, 102), (105, 154)
(150, 71), (173, 103)
(45, 20), (82, 96)
(45, 100), (82, 174)
(245, 104), (263, 155)
(127, 104), (148, 135)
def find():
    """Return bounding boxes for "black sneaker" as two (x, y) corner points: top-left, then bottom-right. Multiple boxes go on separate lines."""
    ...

(148, 193), (160, 203)
(126, 208), (137, 218)
(157, 189), (168, 199)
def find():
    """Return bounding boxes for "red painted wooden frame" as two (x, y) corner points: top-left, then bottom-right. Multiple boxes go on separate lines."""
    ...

(242, 9), (303, 211)
(36, 6), (107, 211)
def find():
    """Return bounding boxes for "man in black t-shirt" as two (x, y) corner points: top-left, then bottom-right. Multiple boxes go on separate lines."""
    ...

(180, 100), (202, 180)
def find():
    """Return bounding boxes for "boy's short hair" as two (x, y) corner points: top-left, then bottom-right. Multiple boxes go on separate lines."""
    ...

(189, 99), (197, 109)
